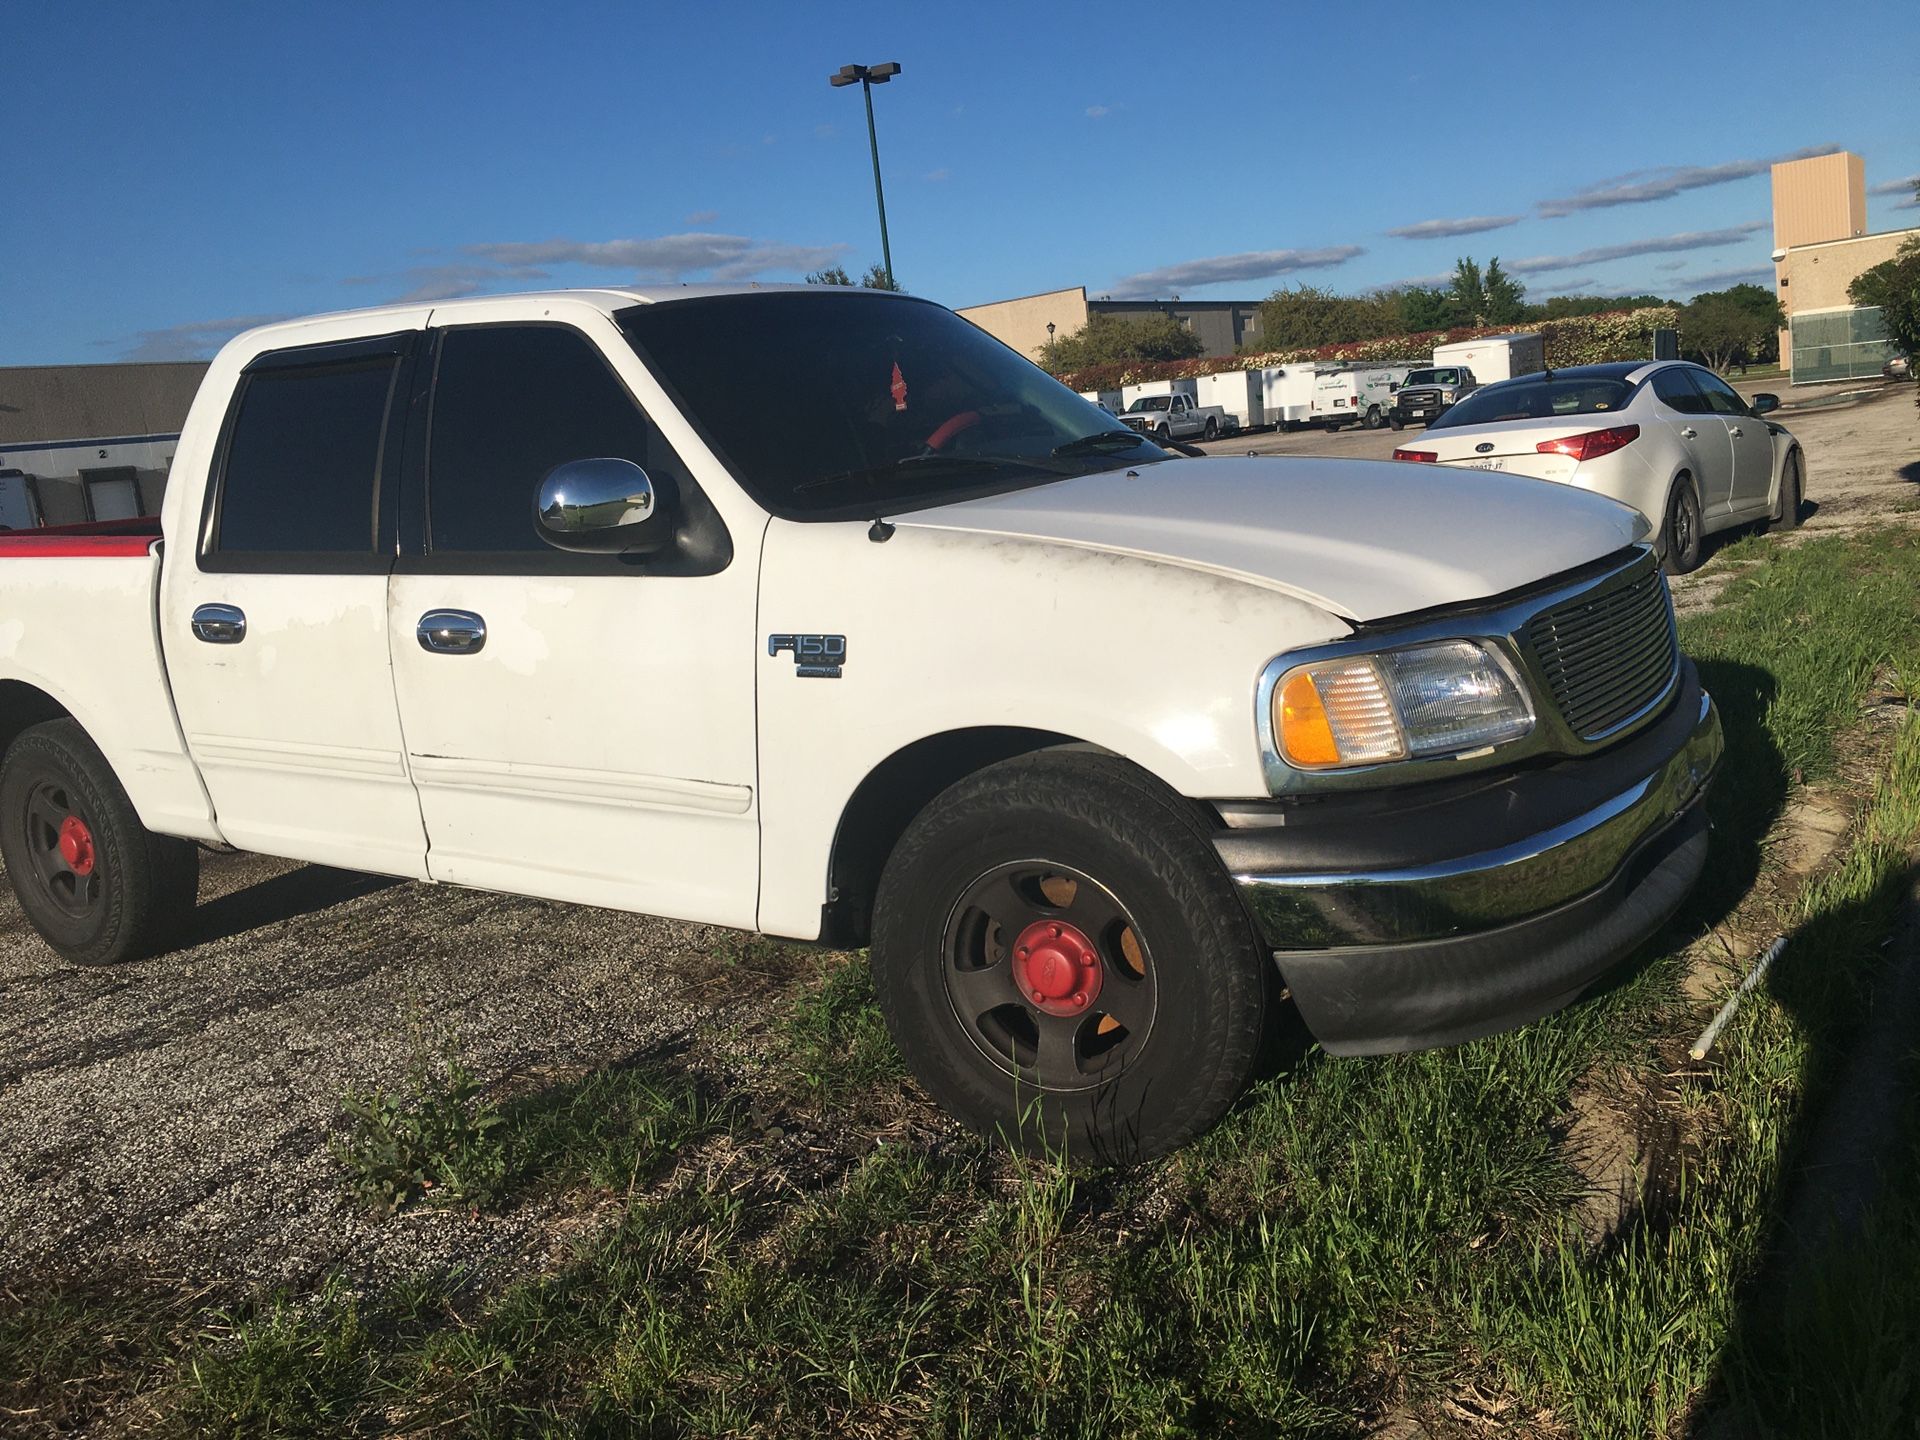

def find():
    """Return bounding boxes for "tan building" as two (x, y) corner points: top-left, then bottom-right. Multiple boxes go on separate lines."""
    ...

(1771, 151), (1913, 382)
(957, 286), (1265, 362)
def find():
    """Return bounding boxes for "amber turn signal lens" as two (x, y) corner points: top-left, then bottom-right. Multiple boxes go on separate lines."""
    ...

(1278, 670), (1340, 766)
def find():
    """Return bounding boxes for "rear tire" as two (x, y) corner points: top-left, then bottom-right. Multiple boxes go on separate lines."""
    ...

(1661, 480), (1704, 576)
(0, 720), (198, 965)
(870, 750), (1270, 1163)
(1767, 450), (1803, 533)
(1203, 417), (1219, 441)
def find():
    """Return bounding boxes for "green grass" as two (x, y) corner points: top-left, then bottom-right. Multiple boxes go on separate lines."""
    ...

(52, 527), (1920, 1435)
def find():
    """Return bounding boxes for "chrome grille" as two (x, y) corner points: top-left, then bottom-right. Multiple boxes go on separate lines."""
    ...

(1524, 566), (1677, 741)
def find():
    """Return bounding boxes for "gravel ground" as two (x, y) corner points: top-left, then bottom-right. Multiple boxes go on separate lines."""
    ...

(0, 848), (731, 1295)
(1, 378), (1913, 1302)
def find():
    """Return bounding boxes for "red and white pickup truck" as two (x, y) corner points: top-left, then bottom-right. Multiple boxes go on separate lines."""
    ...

(0, 286), (1721, 1158)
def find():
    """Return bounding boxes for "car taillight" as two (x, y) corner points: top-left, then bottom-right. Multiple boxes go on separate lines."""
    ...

(1392, 448), (1437, 462)
(1535, 424), (1640, 463)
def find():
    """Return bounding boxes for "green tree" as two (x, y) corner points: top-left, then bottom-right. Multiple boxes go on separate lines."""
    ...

(1250, 285), (1400, 351)
(1849, 234), (1920, 363)
(805, 262), (905, 292)
(1530, 293), (1672, 319)
(1037, 312), (1205, 371)
(1448, 258), (1487, 323)
(1680, 284), (1785, 371)
(1401, 285), (1464, 332)
(1482, 258), (1527, 324)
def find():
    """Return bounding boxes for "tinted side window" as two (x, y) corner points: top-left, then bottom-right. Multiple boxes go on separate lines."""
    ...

(216, 360), (397, 553)
(1651, 368), (1710, 415)
(427, 326), (680, 553)
(1692, 370), (1749, 417)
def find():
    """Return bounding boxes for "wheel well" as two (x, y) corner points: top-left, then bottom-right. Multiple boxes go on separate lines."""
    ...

(0, 681), (72, 763)
(822, 726), (1083, 946)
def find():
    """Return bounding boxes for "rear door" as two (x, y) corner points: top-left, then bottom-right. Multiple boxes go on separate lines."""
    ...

(1691, 369), (1775, 515)
(1648, 367), (1734, 518)
(384, 312), (760, 927)
(160, 329), (428, 878)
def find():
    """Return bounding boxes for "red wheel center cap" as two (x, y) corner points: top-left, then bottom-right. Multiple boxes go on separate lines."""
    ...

(1011, 920), (1102, 1017)
(58, 816), (95, 876)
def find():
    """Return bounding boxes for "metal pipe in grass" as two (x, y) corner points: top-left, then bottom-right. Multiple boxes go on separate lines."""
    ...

(1690, 935), (1789, 1061)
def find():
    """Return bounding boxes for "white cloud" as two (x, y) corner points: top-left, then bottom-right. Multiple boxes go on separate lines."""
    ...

(465, 233), (848, 283)
(1384, 215), (1521, 240)
(1538, 145), (1841, 216)
(1111, 245), (1365, 296)
(1868, 173), (1919, 196)
(1085, 104), (1115, 119)
(1660, 264), (1779, 294)
(924, 168), (951, 182)
(115, 314), (287, 361)
(684, 209), (719, 224)
(1506, 223), (1766, 275)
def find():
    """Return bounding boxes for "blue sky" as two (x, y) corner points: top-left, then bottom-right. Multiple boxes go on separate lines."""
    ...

(5, 0), (1917, 365)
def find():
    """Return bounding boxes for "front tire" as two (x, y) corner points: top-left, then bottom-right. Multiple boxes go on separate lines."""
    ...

(870, 750), (1270, 1163)
(1661, 480), (1704, 575)
(0, 720), (198, 965)
(1364, 405), (1384, 430)
(1389, 414), (1405, 431)
(1768, 450), (1803, 533)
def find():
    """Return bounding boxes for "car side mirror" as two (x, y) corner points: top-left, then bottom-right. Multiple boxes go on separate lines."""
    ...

(1750, 392), (1780, 415)
(536, 457), (671, 554)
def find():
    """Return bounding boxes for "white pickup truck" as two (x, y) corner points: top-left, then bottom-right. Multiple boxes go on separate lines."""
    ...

(0, 286), (1721, 1160)
(1118, 392), (1232, 442)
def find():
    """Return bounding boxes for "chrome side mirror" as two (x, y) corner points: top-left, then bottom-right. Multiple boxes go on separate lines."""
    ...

(535, 458), (669, 554)
(1749, 392), (1780, 415)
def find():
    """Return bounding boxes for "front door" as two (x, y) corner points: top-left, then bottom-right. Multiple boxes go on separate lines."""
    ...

(384, 311), (761, 927)
(160, 326), (429, 878)
(1649, 367), (1735, 519)
(1691, 369), (1776, 515)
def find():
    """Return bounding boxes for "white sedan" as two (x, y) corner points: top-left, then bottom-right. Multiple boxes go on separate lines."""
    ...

(1390, 360), (1805, 573)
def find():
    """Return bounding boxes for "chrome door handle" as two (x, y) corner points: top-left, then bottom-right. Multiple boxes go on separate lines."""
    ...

(190, 603), (246, 644)
(1679, 427), (1697, 439)
(417, 609), (487, 654)
(1730, 426), (1744, 437)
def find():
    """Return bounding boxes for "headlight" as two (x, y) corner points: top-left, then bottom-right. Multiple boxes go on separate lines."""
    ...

(1273, 640), (1533, 769)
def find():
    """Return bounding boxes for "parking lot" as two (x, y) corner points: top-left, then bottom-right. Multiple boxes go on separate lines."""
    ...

(2, 380), (1916, 1435)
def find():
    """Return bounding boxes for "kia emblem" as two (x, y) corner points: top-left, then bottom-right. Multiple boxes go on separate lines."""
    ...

(1475, 442), (1495, 453)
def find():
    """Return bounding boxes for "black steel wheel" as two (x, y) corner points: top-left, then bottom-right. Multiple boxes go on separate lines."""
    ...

(1662, 480), (1703, 575)
(0, 720), (197, 965)
(871, 749), (1271, 1162)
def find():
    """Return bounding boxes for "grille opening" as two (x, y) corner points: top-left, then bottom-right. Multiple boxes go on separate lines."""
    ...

(1526, 568), (1677, 741)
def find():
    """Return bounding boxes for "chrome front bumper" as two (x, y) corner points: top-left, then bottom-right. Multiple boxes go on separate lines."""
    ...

(1213, 661), (1722, 1053)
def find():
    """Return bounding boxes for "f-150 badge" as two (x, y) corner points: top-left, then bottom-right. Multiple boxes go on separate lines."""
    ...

(768, 633), (846, 678)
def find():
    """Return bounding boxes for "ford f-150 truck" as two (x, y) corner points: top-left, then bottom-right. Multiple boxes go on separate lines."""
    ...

(0, 286), (1721, 1160)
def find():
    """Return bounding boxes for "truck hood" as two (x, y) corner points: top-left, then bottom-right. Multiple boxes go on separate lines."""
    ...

(895, 456), (1647, 623)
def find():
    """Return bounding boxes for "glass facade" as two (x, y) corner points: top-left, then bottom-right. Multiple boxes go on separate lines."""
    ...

(1790, 306), (1894, 384)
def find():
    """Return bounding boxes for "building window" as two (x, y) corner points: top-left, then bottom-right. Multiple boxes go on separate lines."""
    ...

(79, 466), (141, 521)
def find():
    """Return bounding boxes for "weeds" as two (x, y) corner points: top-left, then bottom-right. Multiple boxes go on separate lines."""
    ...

(333, 1013), (506, 1212)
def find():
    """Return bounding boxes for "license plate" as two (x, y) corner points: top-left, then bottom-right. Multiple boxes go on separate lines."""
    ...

(1462, 458), (1505, 470)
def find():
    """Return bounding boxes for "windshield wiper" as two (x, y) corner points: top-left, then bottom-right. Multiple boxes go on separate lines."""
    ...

(793, 451), (1071, 496)
(1050, 429), (1148, 458)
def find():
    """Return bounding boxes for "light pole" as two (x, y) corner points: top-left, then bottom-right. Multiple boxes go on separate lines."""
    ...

(829, 61), (901, 288)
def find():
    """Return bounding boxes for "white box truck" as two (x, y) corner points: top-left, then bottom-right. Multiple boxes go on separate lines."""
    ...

(1430, 333), (1545, 386)
(1078, 388), (1124, 417)
(1313, 365), (1414, 431)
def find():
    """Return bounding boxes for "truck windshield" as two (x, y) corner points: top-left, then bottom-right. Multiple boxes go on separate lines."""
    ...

(617, 293), (1164, 519)
(1126, 396), (1172, 412)
(1430, 375), (1635, 428)
(1405, 369), (1459, 386)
